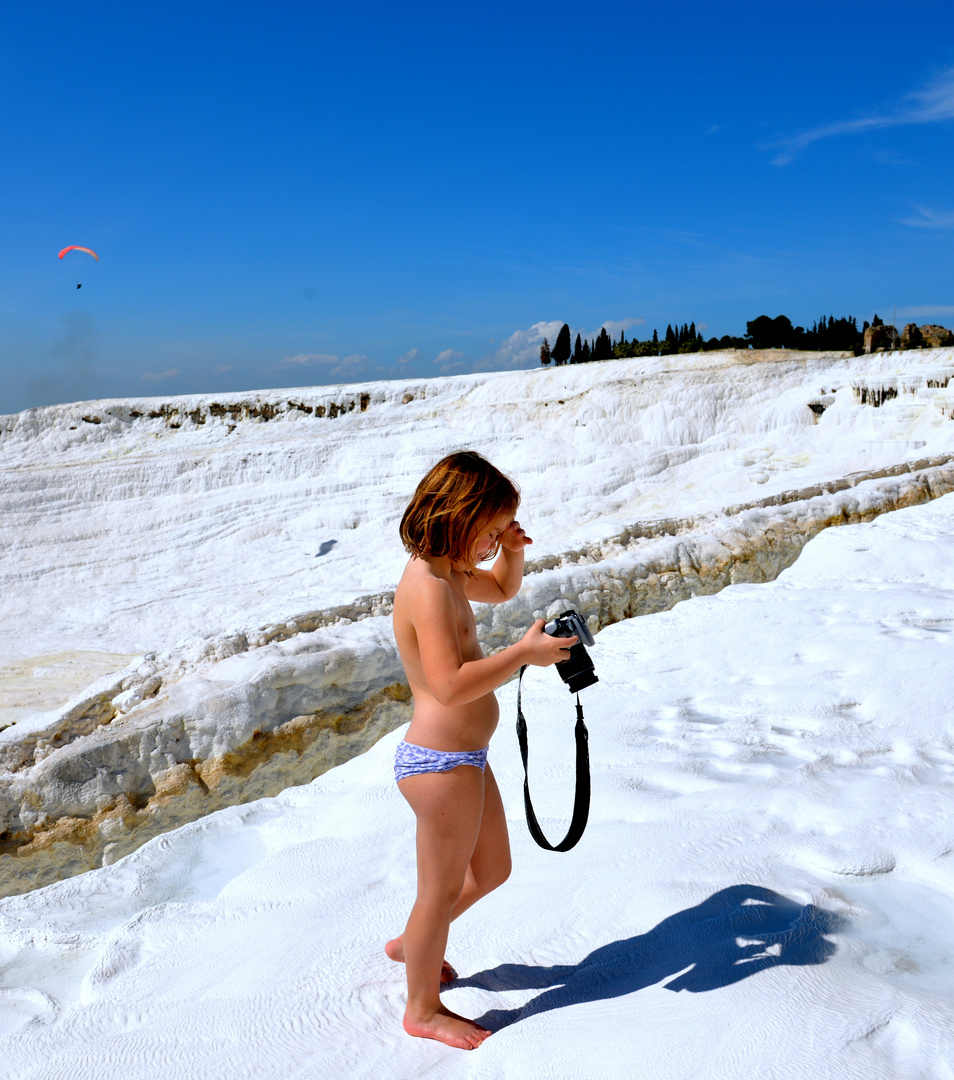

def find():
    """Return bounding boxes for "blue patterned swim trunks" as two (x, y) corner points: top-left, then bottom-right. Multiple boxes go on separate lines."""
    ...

(394, 740), (489, 783)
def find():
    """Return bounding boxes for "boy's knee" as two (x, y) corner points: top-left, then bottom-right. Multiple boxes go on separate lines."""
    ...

(423, 879), (468, 912)
(481, 859), (511, 893)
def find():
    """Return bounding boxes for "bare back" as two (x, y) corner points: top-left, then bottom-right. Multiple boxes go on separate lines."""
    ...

(393, 556), (500, 751)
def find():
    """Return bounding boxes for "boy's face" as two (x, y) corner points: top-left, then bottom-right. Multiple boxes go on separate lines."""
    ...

(471, 511), (514, 565)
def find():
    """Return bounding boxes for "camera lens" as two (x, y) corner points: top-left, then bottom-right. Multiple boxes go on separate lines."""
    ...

(557, 643), (599, 694)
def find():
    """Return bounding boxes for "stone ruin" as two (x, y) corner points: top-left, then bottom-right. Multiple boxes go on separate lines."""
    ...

(865, 322), (953, 353)
(915, 324), (954, 349)
(864, 323), (900, 353)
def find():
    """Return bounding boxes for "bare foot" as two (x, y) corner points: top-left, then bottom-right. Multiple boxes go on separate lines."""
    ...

(385, 935), (457, 984)
(403, 1004), (491, 1050)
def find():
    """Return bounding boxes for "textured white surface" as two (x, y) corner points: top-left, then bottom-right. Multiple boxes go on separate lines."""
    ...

(0, 495), (952, 1078)
(1, 350), (953, 1076)
(2, 348), (953, 669)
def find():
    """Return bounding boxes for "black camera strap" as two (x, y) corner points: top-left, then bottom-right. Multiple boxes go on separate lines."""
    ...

(516, 665), (590, 852)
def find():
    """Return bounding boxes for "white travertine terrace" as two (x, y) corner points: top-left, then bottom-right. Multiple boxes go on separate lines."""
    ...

(2, 347), (953, 895)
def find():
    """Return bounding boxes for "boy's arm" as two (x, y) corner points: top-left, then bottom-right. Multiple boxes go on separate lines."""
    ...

(462, 521), (530, 603)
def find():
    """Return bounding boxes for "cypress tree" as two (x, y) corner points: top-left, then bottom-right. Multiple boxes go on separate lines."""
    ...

(573, 333), (583, 363)
(539, 338), (552, 366)
(552, 323), (572, 366)
(596, 327), (613, 360)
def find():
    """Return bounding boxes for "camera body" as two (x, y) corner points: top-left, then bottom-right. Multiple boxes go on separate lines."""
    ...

(544, 610), (598, 694)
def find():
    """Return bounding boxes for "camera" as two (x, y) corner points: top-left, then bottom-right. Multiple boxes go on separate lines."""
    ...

(544, 610), (598, 694)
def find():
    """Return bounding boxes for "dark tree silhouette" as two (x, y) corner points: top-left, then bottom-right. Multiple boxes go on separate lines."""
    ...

(552, 323), (572, 366)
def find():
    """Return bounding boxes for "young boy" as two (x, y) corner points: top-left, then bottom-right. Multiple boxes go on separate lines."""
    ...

(385, 450), (575, 1049)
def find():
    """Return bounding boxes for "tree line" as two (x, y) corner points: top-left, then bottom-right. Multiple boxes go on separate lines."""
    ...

(539, 313), (868, 365)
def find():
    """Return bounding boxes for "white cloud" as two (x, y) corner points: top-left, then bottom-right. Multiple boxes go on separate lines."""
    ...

(272, 353), (340, 370)
(768, 66), (954, 165)
(595, 317), (645, 340)
(333, 353), (373, 373)
(266, 352), (376, 379)
(487, 320), (564, 370)
(899, 206), (954, 229)
(141, 369), (179, 382)
(395, 348), (419, 366)
(476, 317), (648, 374)
(897, 305), (954, 319)
(434, 348), (468, 373)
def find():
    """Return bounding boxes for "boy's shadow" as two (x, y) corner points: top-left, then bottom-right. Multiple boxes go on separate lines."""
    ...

(457, 884), (845, 1031)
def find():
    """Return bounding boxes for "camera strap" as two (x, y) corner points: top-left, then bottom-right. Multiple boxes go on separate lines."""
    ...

(516, 665), (590, 852)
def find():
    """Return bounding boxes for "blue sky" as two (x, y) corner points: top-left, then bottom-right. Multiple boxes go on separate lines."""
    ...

(2, 0), (953, 413)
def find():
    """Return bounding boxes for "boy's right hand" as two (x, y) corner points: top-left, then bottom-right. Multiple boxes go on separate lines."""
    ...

(521, 619), (578, 667)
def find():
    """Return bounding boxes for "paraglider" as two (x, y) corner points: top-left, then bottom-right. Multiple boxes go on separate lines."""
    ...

(59, 246), (98, 291)
(58, 246), (99, 262)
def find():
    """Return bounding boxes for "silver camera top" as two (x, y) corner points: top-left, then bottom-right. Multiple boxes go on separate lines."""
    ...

(544, 609), (595, 648)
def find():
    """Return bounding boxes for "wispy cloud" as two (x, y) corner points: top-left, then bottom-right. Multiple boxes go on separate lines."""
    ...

(434, 348), (468, 373)
(141, 368), (179, 382)
(329, 354), (372, 375)
(769, 66), (954, 165)
(267, 352), (375, 379)
(898, 305), (954, 319)
(899, 205), (954, 229)
(272, 352), (340, 370)
(596, 317), (644, 340)
(395, 348), (419, 366)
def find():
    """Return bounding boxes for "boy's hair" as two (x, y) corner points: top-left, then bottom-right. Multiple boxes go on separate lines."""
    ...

(400, 450), (520, 567)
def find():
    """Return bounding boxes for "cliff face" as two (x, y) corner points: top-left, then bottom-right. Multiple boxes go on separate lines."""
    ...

(2, 348), (954, 896)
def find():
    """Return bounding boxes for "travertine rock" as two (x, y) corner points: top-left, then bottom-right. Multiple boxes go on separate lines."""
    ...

(3, 454), (954, 898)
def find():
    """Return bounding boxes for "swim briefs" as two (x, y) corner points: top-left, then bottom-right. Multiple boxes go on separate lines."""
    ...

(394, 740), (489, 783)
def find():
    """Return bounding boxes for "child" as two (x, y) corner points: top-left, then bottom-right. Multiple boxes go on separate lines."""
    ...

(385, 450), (577, 1050)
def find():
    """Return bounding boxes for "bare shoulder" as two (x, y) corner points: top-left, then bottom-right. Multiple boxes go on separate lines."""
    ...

(395, 558), (455, 617)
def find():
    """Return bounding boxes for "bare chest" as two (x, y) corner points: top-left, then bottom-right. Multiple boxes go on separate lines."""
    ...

(452, 586), (483, 660)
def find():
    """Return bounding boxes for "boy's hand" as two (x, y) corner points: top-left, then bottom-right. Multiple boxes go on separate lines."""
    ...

(521, 619), (578, 667)
(499, 520), (533, 550)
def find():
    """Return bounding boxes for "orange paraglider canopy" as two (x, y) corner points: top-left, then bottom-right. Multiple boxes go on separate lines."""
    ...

(58, 246), (99, 261)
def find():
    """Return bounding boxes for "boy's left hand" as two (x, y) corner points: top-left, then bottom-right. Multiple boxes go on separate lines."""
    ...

(500, 520), (533, 550)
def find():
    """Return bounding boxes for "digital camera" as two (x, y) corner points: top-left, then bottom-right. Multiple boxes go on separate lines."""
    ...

(544, 610), (598, 694)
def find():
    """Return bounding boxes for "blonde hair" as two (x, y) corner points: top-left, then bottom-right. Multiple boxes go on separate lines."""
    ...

(400, 450), (520, 568)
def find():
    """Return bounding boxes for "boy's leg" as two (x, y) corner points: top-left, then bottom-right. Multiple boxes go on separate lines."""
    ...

(450, 763), (511, 922)
(398, 765), (491, 1049)
(387, 763), (511, 963)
